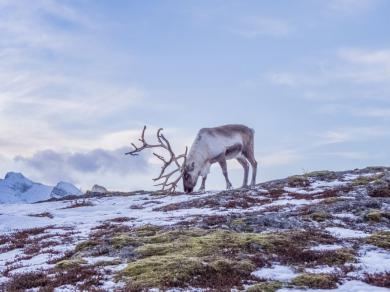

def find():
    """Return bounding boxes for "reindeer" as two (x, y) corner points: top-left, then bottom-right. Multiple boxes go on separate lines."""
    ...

(182, 124), (257, 193)
(126, 124), (257, 193)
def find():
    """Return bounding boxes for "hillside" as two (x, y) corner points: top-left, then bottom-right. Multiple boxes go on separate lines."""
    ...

(0, 167), (389, 291)
(0, 172), (82, 204)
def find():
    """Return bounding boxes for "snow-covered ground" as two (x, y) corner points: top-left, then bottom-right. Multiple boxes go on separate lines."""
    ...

(0, 167), (389, 291)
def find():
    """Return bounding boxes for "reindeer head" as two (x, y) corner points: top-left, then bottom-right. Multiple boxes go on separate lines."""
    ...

(182, 161), (199, 193)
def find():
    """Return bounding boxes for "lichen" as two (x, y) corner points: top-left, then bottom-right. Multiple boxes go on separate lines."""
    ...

(288, 175), (310, 187)
(365, 232), (390, 250)
(247, 281), (282, 292)
(75, 240), (99, 252)
(117, 228), (337, 289)
(305, 171), (337, 181)
(310, 211), (331, 222)
(352, 174), (384, 186)
(55, 258), (86, 269)
(322, 197), (345, 204)
(291, 273), (338, 289)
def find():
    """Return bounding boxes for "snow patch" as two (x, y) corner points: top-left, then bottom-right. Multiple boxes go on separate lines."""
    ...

(325, 227), (369, 239)
(251, 264), (298, 281)
(278, 280), (390, 291)
(310, 244), (344, 251)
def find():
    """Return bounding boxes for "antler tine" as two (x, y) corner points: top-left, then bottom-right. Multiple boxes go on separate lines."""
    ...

(139, 125), (147, 142)
(126, 125), (188, 193)
(125, 125), (163, 156)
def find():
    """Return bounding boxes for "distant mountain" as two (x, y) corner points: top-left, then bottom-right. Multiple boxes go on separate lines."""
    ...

(0, 172), (82, 204)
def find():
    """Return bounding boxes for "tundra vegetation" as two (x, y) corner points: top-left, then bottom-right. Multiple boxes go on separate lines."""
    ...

(1, 167), (390, 291)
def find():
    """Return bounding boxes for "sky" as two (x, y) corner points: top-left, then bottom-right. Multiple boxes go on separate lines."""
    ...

(0, 0), (390, 192)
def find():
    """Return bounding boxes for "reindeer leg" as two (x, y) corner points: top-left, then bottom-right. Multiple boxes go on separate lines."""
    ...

(218, 157), (232, 190)
(237, 157), (249, 188)
(199, 176), (207, 193)
(245, 151), (257, 187)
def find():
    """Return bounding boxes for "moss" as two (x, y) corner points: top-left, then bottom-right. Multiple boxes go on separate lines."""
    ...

(119, 229), (265, 288)
(118, 228), (337, 289)
(231, 218), (246, 225)
(55, 258), (86, 269)
(322, 197), (345, 204)
(363, 210), (390, 222)
(306, 171), (337, 180)
(121, 255), (254, 288)
(288, 175), (310, 187)
(352, 174), (384, 186)
(93, 259), (122, 266)
(135, 224), (161, 237)
(121, 255), (205, 287)
(247, 281), (282, 292)
(365, 232), (390, 250)
(364, 210), (382, 222)
(291, 273), (338, 289)
(310, 212), (331, 222)
(110, 234), (138, 249)
(322, 249), (356, 265)
(75, 240), (99, 252)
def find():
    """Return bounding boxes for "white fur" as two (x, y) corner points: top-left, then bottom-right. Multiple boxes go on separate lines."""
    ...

(187, 131), (244, 177)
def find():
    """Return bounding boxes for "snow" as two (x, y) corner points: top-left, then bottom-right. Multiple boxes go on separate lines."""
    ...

(269, 198), (322, 206)
(251, 264), (298, 281)
(84, 256), (119, 265)
(333, 213), (358, 220)
(305, 265), (340, 274)
(278, 280), (390, 292)
(325, 227), (370, 239)
(349, 246), (390, 276)
(310, 244), (344, 251)
(283, 187), (321, 195)
(310, 180), (346, 189)
(0, 172), (82, 204)
(51, 181), (82, 198)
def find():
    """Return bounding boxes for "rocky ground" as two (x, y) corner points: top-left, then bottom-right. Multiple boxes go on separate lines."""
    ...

(0, 167), (389, 291)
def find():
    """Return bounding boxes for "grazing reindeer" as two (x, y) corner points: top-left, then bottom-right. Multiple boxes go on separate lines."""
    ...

(183, 124), (257, 193)
(126, 124), (257, 193)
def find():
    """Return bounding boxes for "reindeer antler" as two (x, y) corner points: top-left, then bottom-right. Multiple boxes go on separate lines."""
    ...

(125, 126), (187, 193)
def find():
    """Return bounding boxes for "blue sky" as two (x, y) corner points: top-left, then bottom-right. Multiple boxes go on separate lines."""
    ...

(1, 0), (390, 191)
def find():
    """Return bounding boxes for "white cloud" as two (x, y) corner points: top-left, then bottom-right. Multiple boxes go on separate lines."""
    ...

(316, 126), (389, 145)
(265, 48), (390, 103)
(0, 0), (147, 159)
(231, 17), (292, 38)
(339, 48), (390, 66)
(328, 0), (380, 14)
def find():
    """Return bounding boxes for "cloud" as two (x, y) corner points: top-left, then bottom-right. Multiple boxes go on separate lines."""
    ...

(316, 127), (389, 145)
(352, 107), (390, 118)
(0, 0), (147, 159)
(15, 147), (149, 185)
(327, 0), (380, 14)
(230, 17), (292, 38)
(265, 48), (390, 110)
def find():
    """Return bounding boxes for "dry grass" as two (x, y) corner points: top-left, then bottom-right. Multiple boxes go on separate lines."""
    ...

(62, 199), (94, 209)
(364, 272), (390, 288)
(28, 212), (54, 219)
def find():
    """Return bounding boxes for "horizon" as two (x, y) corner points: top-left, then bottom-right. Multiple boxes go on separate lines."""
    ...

(1, 0), (390, 192)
